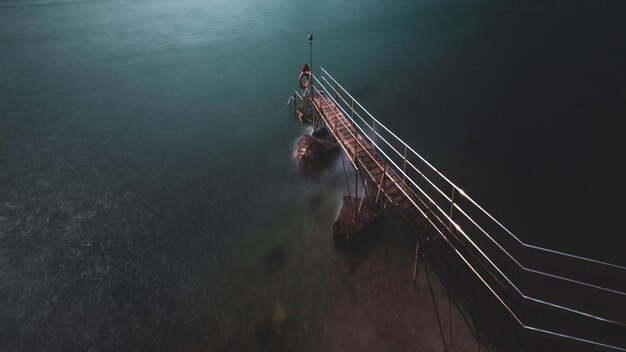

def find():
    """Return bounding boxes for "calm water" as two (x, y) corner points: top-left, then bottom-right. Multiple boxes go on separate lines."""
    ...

(1, 0), (625, 350)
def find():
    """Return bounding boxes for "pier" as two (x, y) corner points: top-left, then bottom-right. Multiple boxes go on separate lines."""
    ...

(290, 67), (626, 351)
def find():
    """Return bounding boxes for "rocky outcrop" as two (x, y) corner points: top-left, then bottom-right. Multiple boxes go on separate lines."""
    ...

(292, 129), (338, 171)
(333, 196), (381, 242)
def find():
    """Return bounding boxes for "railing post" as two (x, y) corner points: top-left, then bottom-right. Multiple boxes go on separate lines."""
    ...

(448, 187), (456, 233)
(372, 120), (377, 155)
(351, 98), (355, 126)
(354, 142), (359, 216)
(354, 135), (358, 163)
(403, 145), (407, 183)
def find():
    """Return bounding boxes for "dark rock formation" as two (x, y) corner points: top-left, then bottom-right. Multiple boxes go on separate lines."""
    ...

(292, 130), (338, 171)
(333, 196), (381, 242)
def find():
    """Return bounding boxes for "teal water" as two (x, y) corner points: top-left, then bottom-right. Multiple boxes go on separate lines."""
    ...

(2, 0), (625, 350)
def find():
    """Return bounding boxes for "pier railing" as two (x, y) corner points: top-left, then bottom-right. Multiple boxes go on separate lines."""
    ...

(294, 67), (626, 351)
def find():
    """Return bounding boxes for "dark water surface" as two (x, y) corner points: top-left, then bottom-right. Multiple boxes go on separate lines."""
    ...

(2, 0), (625, 350)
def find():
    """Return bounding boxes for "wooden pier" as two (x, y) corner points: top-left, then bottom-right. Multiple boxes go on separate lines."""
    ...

(290, 67), (626, 352)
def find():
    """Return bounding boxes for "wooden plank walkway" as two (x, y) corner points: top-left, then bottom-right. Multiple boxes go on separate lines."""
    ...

(311, 91), (428, 231)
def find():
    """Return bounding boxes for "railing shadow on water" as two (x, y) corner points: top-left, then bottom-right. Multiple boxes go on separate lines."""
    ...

(290, 67), (626, 351)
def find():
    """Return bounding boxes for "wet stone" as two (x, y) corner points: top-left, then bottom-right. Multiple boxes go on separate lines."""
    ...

(333, 196), (381, 242)
(292, 130), (338, 171)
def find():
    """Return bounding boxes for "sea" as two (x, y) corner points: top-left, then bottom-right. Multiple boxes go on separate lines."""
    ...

(1, 0), (625, 350)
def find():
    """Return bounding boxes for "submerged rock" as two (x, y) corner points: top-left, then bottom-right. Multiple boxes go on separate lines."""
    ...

(292, 130), (338, 171)
(333, 196), (381, 241)
(273, 303), (287, 324)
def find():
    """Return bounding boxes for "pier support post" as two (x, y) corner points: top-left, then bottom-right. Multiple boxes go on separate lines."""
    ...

(413, 238), (420, 284)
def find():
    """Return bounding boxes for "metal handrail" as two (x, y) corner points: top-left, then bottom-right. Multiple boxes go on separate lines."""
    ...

(319, 68), (626, 287)
(320, 67), (626, 271)
(305, 68), (626, 351)
(316, 73), (626, 302)
(317, 69), (626, 301)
